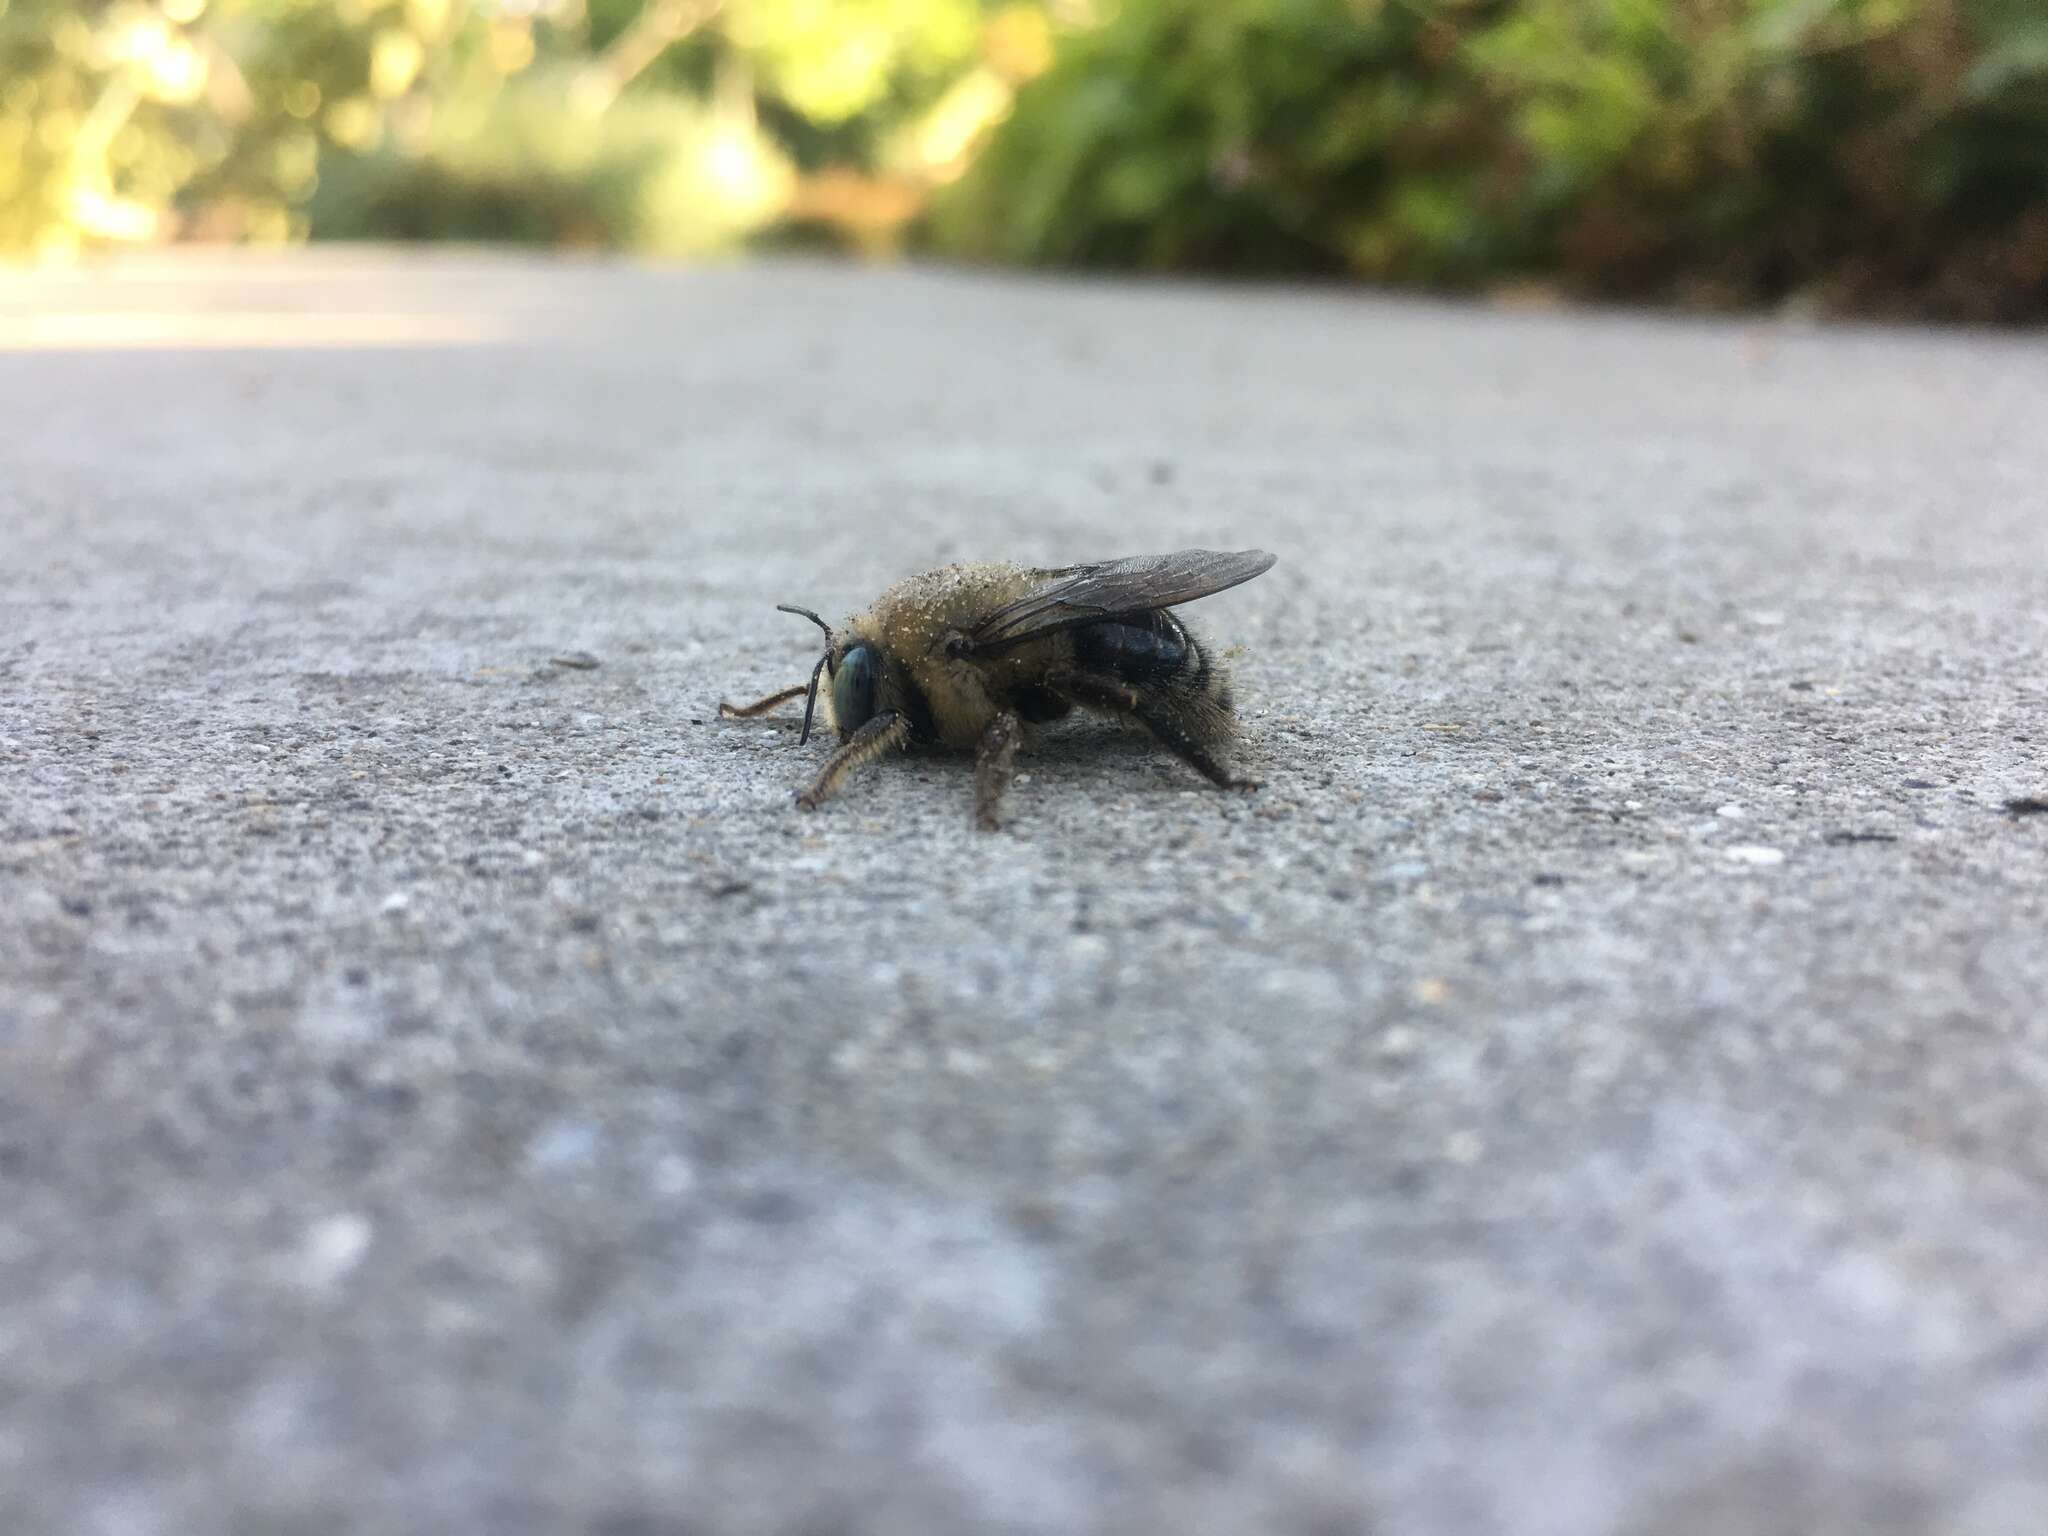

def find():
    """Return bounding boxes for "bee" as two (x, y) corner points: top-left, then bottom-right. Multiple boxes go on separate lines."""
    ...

(719, 549), (1276, 829)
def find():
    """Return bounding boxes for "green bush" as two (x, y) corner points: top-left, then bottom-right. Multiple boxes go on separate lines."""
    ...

(1, 0), (1004, 256)
(927, 0), (1508, 278)
(6, 0), (2040, 318)
(930, 0), (2048, 319)
(308, 72), (793, 253)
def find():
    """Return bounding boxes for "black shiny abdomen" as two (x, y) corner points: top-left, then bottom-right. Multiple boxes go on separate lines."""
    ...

(1072, 613), (1189, 687)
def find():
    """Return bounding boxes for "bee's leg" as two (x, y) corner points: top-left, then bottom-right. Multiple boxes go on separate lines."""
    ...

(1050, 672), (1259, 792)
(973, 709), (1024, 831)
(796, 712), (908, 812)
(718, 683), (810, 718)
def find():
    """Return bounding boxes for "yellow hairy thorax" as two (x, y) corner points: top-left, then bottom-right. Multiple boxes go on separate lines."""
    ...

(847, 561), (1039, 749)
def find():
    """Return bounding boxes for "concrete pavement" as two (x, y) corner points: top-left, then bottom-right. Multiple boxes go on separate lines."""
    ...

(3, 251), (2047, 1534)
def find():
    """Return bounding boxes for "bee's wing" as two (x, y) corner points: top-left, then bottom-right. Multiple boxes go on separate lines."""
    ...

(967, 549), (1276, 654)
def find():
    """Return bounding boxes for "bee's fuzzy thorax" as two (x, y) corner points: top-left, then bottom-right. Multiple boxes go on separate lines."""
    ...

(844, 562), (1050, 750)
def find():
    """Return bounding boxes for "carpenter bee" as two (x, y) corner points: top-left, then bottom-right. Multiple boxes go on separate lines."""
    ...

(718, 549), (1276, 829)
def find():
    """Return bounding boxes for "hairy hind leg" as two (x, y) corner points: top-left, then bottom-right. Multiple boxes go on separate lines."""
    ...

(1050, 672), (1259, 792)
(719, 683), (809, 718)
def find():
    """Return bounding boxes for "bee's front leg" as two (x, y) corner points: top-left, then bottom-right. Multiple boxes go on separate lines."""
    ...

(973, 710), (1023, 831)
(796, 712), (908, 812)
(719, 683), (810, 718)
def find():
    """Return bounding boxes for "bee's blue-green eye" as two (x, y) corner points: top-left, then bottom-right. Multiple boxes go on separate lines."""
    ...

(831, 643), (879, 733)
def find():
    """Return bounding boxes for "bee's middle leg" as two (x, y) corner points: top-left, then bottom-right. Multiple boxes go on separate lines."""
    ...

(974, 709), (1024, 831)
(1049, 672), (1258, 792)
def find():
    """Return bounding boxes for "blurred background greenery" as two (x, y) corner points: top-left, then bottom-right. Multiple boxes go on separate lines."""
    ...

(5, 0), (2044, 318)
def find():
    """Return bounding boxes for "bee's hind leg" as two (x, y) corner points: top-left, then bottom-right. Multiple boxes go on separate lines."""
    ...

(1050, 672), (1259, 792)
(796, 712), (908, 812)
(974, 710), (1024, 831)
(719, 683), (810, 718)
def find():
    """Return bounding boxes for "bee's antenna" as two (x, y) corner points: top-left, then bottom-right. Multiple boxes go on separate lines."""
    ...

(777, 604), (838, 746)
(776, 604), (835, 651)
(797, 651), (830, 746)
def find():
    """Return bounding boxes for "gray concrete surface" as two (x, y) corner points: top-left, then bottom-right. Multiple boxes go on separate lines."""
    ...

(3, 251), (2046, 1535)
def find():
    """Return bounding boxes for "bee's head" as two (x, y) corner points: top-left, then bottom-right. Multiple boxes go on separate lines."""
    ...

(776, 603), (885, 746)
(829, 640), (881, 738)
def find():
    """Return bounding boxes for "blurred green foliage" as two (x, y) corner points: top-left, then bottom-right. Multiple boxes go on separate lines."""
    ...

(3, 0), (2043, 317)
(1, 0), (1023, 253)
(935, 0), (2048, 318)
(307, 70), (793, 252)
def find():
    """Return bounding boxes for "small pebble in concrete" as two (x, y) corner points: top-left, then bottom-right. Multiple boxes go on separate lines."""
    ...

(1724, 845), (1787, 866)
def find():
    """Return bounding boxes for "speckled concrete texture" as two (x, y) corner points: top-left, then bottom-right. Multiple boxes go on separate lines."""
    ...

(3, 251), (2046, 1535)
